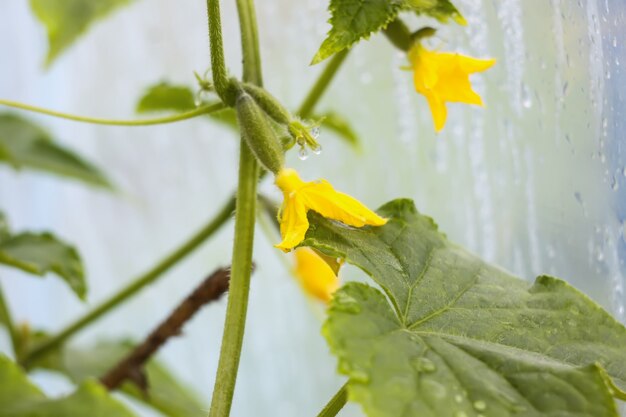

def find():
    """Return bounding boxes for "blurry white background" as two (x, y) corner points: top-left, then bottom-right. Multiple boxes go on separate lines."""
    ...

(1, 0), (625, 416)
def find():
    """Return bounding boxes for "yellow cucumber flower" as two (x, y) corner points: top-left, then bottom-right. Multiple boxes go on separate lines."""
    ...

(274, 168), (387, 251)
(408, 43), (496, 132)
(293, 247), (340, 302)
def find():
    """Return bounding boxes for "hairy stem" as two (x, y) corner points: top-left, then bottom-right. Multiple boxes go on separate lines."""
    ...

(21, 197), (235, 367)
(0, 100), (223, 126)
(316, 383), (348, 417)
(208, 145), (257, 417)
(100, 266), (234, 391)
(298, 48), (350, 117)
(207, 0), (236, 104)
(207, 0), (261, 415)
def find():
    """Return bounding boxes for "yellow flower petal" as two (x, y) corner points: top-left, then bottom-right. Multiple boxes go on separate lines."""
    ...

(274, 168), (387, 251)
(293, 247), (340, 302)
(408, 44), (495, 132)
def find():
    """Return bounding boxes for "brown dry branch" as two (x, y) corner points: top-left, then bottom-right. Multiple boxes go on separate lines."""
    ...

(99, 265), (247, 391)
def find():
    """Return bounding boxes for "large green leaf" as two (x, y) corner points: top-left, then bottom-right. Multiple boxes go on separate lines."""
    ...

(35, 340), (207, 417)
(311, 0), (464, 64)
(303, 199), (626, 416)
(0, 223), (86, 300)
(0, 114), (111, 187)
(0, 354), (137, 417)
(29, 0), (134, 67)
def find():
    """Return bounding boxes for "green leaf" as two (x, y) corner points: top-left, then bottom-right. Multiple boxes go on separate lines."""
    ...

(0, 232), (86, 300)
(35, 340), (207, 417)
(311, 0), (464, 65)
(0, 354), (137, 417)
(135, 83), (238, 130)
(0, 113), (111, 188)
(136, 83), (196, 114)
(316, 112), (360, 150)
(29, 0), (134, 67)
(303, 199), (626, 416)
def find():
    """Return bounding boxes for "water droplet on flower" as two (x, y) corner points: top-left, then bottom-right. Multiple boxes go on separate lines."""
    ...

(311, 143), (323, 155)
(298, 147), (309, 160)
(310, 126), (320, 139)
(473, 400), (487, 411)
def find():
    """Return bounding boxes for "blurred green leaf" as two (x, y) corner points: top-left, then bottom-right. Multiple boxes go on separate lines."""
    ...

(36, 340), (207, 417)
(30, 0), (134, 67)
(136, 83), (196, 114)
(0, 354), (137, 417)
(311, 0), (464, 64)
(305, 199), (626, 416)
(0, 113), (111, 188)
(316, 112), (360, 150)
(136, 83), (237, 130)
(0, 227), (86, 300)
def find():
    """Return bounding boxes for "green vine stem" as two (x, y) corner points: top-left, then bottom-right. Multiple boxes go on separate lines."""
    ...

(206, 0), (262, 415)
(316, 383), (348, 417)
(298, 48), (349, 117)
(20, 197), (236, 368)
(0, 99), (224, 126)
(207, 144), (257, 417)
(0, 284), (20, 357)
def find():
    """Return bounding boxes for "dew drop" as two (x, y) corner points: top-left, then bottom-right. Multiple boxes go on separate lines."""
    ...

(310, 126), (320, 139)
(473, 400), (487, 411)
(422, 380), (447, 399)
(412, 357), (437, 373)
(298, 147), (309, 160)
(311, 143), (323, 155)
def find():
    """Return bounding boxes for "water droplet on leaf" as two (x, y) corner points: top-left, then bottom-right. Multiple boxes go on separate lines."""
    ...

(422, 380), (447, 399)
(473, 400), (487, 411)
(412, 357), (436, 373)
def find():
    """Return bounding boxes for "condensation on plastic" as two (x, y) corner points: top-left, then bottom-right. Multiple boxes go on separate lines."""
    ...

(0, 0), (624, 416)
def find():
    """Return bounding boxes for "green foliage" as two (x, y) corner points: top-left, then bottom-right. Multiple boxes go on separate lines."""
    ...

(136, 83), (237, 129)
(0, 214), (86, 300)
(35, 340), (207, 417)
(136, 83), (196, 114)
(0, 354), (137, 417)
(0, 113), (111, 187)
(29, 0), (134, 67)
(303, 199), (626, 416)
(311, 0), (464, 64)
